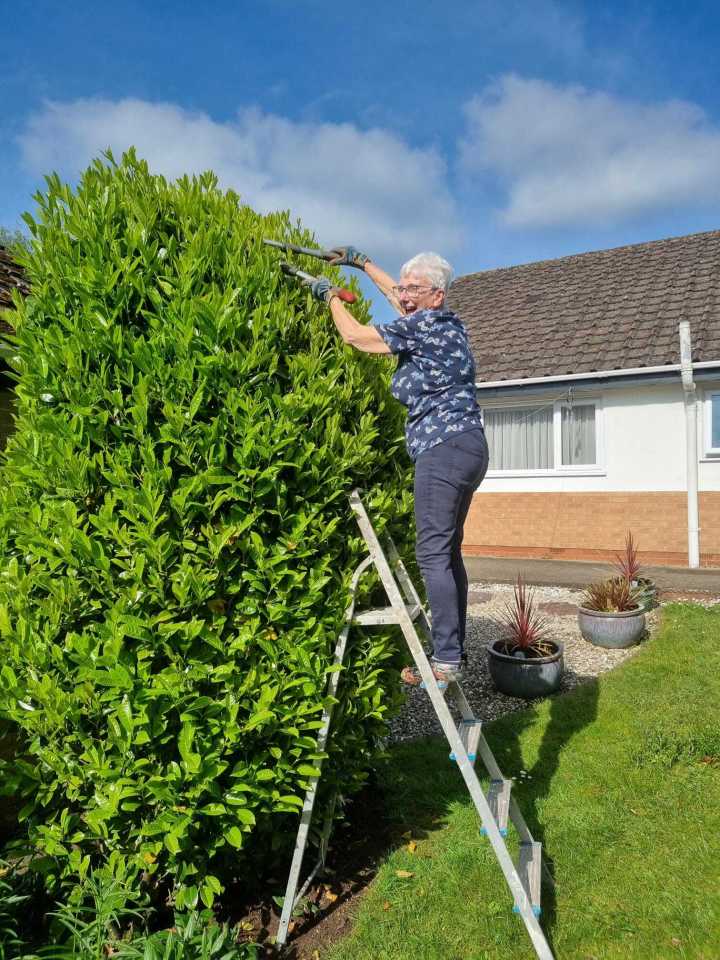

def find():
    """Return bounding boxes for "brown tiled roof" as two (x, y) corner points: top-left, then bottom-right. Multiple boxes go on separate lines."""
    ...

(0, 246), (27, 334)
(449, 229), (720, 384)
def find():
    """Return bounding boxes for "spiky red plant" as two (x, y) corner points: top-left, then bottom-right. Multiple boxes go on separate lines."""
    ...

(613, 530), (642, 583)
(500, 575), (553, 655)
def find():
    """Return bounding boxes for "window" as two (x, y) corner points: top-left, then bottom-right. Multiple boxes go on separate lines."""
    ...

(706, 390), (720, 455)
(482, 406), (553, 470)
(561, 402), (597, 466)
(482, 396), (602, 475)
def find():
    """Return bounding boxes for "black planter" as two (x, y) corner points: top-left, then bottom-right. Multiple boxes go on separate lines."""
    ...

(487, 640), (564, 700)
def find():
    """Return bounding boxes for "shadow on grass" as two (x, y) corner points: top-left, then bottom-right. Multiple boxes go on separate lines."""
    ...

(373, 676), (600, 953)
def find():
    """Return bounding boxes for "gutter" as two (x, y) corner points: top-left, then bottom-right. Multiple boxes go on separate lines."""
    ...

(476, 360), (720, 390)
(679, 322), (701, 569)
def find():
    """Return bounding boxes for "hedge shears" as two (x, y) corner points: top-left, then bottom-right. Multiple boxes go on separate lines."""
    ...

(263, 239), (358, 304)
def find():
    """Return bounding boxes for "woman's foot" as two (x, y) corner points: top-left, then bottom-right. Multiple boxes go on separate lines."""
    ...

(401, 660), (464, 690)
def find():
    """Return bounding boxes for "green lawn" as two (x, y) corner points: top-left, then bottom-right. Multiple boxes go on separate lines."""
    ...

(328, 604), (720, 960)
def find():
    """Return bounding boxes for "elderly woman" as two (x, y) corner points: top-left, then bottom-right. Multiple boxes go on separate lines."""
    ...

(310, 247), (489, 689)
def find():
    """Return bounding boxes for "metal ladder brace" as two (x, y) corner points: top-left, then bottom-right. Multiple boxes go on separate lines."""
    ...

(276, 490), (554, 960)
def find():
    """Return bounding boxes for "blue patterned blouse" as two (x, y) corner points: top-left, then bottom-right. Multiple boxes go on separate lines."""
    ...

(376, 308), (483, 461)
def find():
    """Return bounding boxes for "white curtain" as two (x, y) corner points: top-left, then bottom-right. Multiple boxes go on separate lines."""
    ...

(712, 394), (720, 449)
(562, 404), (596, 465)
(484, 407), (553, 470)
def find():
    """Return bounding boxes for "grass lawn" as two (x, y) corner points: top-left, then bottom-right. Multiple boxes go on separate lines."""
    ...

(327, 604), (720, 960)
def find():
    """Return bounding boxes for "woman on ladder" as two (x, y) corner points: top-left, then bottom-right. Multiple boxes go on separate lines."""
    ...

(309, 246), (489, 689)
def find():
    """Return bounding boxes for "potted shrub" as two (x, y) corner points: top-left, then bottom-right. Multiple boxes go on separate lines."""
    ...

(487, 576), (564, 699)
(613, 531), (658, 611)
(577, 576), (646, 648)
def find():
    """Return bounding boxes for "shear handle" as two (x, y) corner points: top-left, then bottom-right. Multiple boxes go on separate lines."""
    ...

(280, 262), (357, 303)
(263, 238), (336, 261)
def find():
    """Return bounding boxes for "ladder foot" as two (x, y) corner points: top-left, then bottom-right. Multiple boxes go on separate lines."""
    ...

(513, 904), (542, 918)
(449, 752), (477, 762)
(480, 826), (508, 838)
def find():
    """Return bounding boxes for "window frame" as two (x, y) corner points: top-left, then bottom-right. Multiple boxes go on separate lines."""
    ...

(481, 393), (605, 478)
(704, 387), (720, 457)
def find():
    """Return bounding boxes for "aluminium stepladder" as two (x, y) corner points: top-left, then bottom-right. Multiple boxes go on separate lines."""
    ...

(276, 489), (555, 960)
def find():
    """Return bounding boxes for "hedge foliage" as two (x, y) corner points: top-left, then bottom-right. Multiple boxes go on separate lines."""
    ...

(0, 151), (414, 910)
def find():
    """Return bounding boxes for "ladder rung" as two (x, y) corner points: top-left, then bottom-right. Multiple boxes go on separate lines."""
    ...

(353, 604), (421, 626)
(514, 841), (542, 917)
(449, 719), (483, 765)
(480, 778), (511, 837)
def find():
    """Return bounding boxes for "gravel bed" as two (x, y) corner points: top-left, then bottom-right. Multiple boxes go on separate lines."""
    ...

(387, 581), (658, 744)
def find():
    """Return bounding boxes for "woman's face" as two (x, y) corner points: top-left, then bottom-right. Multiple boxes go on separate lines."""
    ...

(397, 272), (446, 315)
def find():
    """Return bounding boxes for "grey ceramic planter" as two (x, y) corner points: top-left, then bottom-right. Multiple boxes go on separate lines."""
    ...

(577, 606), (645, 648)
(487, 640), (564, 700)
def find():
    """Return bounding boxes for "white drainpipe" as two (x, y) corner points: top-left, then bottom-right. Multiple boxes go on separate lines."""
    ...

(679, 321), (700, 568)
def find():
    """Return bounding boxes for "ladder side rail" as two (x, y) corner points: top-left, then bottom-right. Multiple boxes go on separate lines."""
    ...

(508, 796), (536, 847)
(386, 537), (424, 608)
(448, 682), (477, 723)
(386, 537), (434, 642)
(348, 493), (554, 960)
(276, 555), (374, 947)
(349, 495), (433, 643)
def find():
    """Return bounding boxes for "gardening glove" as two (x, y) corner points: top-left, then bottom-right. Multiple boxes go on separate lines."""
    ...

(327, 245), (370, 269)
(309, 276), (335, 302)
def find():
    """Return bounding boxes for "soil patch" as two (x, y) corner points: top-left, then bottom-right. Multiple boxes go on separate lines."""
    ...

(467, 589), (493, 603)
(233, 781), (397, 959)
(659, 589), (720, 606)
(538, 601), (578, 616)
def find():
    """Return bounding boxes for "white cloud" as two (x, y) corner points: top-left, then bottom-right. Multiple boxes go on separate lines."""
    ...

(19, 98), (462, 263)
(460, 74), (720, 227)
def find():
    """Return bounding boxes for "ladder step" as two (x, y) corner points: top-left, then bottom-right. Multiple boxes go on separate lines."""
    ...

(449, 719), (483, 765)
(513, 841), (542, 917)
(353, 604), (421, 626)
(480, 778), (511, 837)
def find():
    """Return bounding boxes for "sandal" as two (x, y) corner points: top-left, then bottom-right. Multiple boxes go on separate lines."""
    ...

(401, 661), (463, 690)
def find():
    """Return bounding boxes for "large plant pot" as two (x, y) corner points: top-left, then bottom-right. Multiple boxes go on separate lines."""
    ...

(577, 606), (645, 648)
(487, 640), (564, 699)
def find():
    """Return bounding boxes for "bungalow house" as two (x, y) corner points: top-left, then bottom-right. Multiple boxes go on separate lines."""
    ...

(450, 229), (720, 568)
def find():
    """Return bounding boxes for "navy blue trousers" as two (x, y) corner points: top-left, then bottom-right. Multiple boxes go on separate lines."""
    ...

(414, 428), (489, 665)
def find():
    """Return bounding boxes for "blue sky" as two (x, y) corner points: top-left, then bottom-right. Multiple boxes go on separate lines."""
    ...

(3, 0), (720, 319)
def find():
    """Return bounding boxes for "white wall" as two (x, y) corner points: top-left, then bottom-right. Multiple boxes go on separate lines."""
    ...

(478, 380), (720, 494)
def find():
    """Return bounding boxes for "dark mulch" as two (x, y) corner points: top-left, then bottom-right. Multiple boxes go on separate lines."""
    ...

(659, 589), (720, 604)
(234, 782), (397, 959)
(538, 601), (579, 616)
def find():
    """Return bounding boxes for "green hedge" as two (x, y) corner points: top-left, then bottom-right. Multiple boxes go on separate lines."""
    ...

(0, 151), (413, 910)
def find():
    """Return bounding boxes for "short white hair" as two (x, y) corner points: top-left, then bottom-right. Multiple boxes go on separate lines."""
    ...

(400, 252), (454, 293)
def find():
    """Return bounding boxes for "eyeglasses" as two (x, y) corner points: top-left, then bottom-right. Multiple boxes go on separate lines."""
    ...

(391, 284), (437, 297)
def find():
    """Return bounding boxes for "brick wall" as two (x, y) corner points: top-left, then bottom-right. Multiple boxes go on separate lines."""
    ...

(463, 491), (720, 567)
